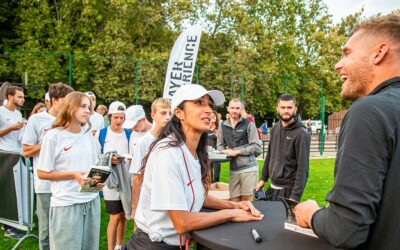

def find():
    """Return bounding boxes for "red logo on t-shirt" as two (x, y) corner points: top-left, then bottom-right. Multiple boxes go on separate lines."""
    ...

(64, 146), (73, 151)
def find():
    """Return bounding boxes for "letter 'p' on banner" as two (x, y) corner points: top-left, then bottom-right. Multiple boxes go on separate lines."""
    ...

(163, 25), (203, 99)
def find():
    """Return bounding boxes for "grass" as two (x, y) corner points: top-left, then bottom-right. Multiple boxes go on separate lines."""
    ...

(0, 158), (334, 249)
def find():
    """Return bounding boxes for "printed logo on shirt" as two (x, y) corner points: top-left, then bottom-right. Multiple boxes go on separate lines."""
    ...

(104, 140), (111, 144)
(187, 178), (195, 186)
(43, 128), (50, 132)
(286, 136), (292, 140)
(63, 146), (73, 152)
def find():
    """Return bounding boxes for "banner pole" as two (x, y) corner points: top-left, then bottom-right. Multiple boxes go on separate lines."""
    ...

(135, 61), (139, 105)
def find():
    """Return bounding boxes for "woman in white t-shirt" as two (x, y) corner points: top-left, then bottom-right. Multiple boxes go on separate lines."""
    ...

(37, 92), (103, 250)
(123, 84), (263, 250)
(97, 101), (131, 250)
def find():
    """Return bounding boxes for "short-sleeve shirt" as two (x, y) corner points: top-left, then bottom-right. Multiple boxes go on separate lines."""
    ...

(134, 138), (206, 245)
(129, 131), (147, 154)
(37, 128), (99, 207)
(129, 131), (156, 174)
(22, 111), (56, 193)
(0, 106), (24, 152)
(95, 128), (129, 201)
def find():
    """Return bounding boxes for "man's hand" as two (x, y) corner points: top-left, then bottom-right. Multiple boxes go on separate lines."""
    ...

(294, 200), (320, 228)
(10, 121), (24, 131)
(111, 156), (123, 165)
(221, 149), (240, 157)
(254, 180), (265, 191)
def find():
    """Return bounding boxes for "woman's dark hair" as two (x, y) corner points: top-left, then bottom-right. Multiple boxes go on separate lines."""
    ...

(140, 101), (211, 194)
(212, 110), (219, 130)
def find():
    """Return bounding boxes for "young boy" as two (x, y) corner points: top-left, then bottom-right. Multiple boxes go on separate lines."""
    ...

(129, 98), (171, 223)
(22, 83), (73, 248)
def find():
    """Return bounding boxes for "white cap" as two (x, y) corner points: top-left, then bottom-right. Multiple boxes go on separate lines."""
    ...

(123, 105), (146, 129)
(85, 91), (96, 99)
(45, 92), (50, 101)
(108, 101), (126, 115)
(171, 84), (225, 110)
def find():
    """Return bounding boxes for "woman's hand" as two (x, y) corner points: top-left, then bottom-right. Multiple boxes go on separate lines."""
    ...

(235, 201), (263, 217)
(74, 172), (89, 186)
(227, 209), (264, 222)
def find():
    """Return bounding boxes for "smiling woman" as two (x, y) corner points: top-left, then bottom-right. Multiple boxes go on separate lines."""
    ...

(123, 84), (264, 250)
(36, 92), (103, 249)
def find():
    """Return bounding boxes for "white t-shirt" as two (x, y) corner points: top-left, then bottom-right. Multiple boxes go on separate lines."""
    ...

(89, 112), (105, 133)
(37, 128), (100, 207)
(129, 131), (147, 154)
(0, 106), (24, 153)
(95, 128), (129, 200)
(135, 139), (206, 246)
(129, 131), (156, 174)
(22, 111), (56, 193)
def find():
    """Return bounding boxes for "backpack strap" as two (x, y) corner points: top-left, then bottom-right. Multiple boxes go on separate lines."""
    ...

(99, 127), (108, 153)
(124, 128), (132, 144)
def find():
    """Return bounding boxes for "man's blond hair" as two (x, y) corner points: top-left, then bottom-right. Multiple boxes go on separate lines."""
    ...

(151, 98), (171, 113)
(352, 14), (400, 51)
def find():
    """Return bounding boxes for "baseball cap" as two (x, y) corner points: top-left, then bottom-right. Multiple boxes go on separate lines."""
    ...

(45, 92), (50, 101)
(123, 105), (146, 129)
(108, 101), (126, 115)
(85, 91), (96, 99)
(171, 84), (225, 110)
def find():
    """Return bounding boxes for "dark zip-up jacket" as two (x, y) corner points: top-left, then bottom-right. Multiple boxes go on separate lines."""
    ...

(217, 117), (261, 171)
(311, 77), (400, 249)
(261, 115), (310, 201)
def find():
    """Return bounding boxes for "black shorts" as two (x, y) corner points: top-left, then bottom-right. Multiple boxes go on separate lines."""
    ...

(104, 200), (124, 214)
(122, 229), (180, 250)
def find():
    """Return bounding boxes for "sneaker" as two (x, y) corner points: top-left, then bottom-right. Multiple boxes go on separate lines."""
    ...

(114, 245), (122, 250)
(4, 228), (24, 239)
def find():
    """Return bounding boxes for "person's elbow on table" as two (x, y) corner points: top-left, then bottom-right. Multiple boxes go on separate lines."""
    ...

(294, 200), (320, 228)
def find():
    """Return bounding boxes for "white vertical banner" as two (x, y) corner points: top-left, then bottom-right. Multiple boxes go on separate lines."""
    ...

(163, 25), (203, 99)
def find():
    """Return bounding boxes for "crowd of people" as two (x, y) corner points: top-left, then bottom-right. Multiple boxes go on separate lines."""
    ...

(0, 13), (399, 250)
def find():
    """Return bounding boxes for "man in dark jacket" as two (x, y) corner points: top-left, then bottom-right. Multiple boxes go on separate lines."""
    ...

(217, 98), (262, 201)
(254, 94), (310, 202)
(294, 14), (400, 250)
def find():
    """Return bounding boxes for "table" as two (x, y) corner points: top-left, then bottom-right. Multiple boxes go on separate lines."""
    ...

(209, 155), (231, 182)
(191, 201), (339, 250)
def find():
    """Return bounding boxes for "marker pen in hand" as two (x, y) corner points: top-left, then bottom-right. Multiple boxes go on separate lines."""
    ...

(251, 228), (262, 243)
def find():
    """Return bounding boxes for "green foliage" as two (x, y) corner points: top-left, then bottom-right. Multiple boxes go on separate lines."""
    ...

(0, 0), (378, 119)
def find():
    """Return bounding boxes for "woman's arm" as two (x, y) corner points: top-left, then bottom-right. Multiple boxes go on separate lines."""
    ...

(168, 208), (262, 234)
(37, 169), (87, 184)
(203, 193), (259, 216)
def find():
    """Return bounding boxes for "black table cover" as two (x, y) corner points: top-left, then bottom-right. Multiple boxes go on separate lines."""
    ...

(191, 201), (339, 250)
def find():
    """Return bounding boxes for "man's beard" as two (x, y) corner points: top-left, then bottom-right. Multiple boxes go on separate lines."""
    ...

(279, 113), (295, 122)
(341, 60), (373, 101)
(12, 100), (23, 108)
